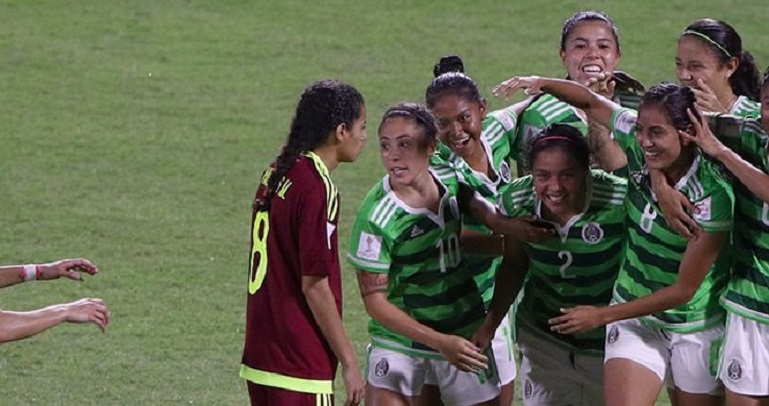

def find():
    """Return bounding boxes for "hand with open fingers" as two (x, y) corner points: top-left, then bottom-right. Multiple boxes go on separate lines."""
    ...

(582, 74), (615, 99)
(692, 79), (728, 113)
(63, 298), (110, 332)
(492, 76), (543, 99)
(38, 258), (99, 281)
(548, 305), (607, 335)
(436, 335), (489, 373)
(681, 108), (729, 158)
(341, 364), (365, 406)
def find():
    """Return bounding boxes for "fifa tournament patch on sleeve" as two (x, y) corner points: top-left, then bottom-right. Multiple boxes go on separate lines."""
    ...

(356, 232), (382, 261)
(693, 196), (712, 221)
(495, 110), (517, 132)
(614, 110), (636, 137)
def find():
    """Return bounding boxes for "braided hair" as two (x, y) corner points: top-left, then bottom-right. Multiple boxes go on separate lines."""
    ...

(255, 79), (364, 212)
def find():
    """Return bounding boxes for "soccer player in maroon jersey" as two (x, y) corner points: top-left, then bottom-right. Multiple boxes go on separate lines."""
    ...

(240, 79), (368, 406)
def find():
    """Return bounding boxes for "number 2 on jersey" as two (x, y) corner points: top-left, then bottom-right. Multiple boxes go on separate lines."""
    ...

(248, 211), (270, 294)
(558, 250), (575, 279)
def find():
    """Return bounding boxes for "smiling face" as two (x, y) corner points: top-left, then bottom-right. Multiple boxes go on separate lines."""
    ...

(429, 93), (486, 160)
(560, 20), (621, 83)
(675, 35), (737, 99)
(635, 103), (690, 171)
(338, 105), (368, 163)
(532, 147), (587, 221)
(379, 116), (435, 188)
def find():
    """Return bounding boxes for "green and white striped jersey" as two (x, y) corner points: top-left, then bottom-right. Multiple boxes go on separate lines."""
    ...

(514, 90), (643, 163)
(435, 104), (519, 307)
(709, 115), (769, 324)
(729, 95), (761, 118)
(515, 94), (588, 162)
(499, 170), (627, 355)
(610, 108), (734, 333)
(347, 163), (486, 359)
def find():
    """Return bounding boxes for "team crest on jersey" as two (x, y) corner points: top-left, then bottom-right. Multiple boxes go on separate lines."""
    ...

(374, 358), (389, 378)
(357, 232), (382, 261)
(607, 325), (619, 344)
(499, 161), (512, 183)
(581, 222), (604, 245)
(524, 379), (533, 399)
(727, 359), (743, 381)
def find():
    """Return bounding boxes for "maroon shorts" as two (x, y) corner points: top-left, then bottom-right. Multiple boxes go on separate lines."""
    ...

(247, 382), (333, 406)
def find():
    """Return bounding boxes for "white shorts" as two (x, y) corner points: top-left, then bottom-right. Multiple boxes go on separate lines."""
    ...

(367, 345), (500, 405)
(491, 313), (517, 385)
(604, 317), (724, 395)
(718, 311), (769, 396)
(518, 327), (604, 406)
(423, 314), (516, 386)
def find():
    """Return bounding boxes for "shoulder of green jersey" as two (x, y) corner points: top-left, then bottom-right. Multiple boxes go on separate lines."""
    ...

(488, 106), (518, 132)
(483, 119), (508, 146)
(370, 194), (400, 229)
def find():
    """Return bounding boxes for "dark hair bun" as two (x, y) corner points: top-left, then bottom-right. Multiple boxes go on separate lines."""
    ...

(433, 55), (465, 77)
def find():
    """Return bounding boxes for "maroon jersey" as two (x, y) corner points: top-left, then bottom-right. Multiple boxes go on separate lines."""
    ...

(240, 152), (341, 394)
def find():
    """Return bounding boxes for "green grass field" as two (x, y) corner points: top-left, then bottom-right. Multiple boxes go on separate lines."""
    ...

(1, 1), (766, 404)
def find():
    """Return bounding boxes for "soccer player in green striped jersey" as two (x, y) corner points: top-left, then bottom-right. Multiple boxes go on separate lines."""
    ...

(494, 77), (734, 406)
(424, 55), (553, 406)
(676, 19), (762, 118)
(516, 11), (644, 173)
(349, 103), (530, 406)
(673, 71), (769, 403)
(476, 124), (627, 406)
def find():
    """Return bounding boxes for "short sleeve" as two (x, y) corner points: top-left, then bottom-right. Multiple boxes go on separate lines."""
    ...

(609, 108), (638, 151)
(347, 210), (392, 274)
(498, 176), (534, 218)
(692, 181), (734, 233)
(297, 183), (337, 276)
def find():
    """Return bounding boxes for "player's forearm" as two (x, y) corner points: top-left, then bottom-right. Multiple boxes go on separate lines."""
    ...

(714, 148), (769, 204)
(0, 265), (28, 288)
(302, 277), (359, 369)
(539, 78), (596, 111)
(0, 305), (67, 343)
(459, 229), (504, 257)
(588, 120), (626, 171)
(598, 284), (695, 326)
(539, 78), (616, 128)
(362, 294), (447, 351)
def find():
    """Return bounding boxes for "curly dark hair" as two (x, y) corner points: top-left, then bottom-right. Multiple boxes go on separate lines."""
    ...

(255, 79), (364, 211)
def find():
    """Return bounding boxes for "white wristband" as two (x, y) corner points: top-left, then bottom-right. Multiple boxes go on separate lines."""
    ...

(22, 264), (37, 282)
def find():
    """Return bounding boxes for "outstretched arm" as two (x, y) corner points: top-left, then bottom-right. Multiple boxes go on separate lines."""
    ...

(0, 258), (99, 289)
(493, 76), (620, 129)
(0, 298), (109, 344)
(549, 230), (728, 333)
(459, 185), (555, 243)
